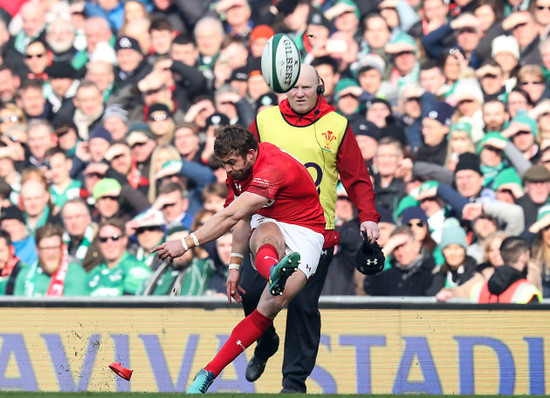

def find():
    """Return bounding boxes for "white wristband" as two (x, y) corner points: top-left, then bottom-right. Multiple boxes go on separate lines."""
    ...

(230, 252), (244, 259)
(181, 238), (189, 251)
(190, 232), (200, 247)
(228, 263), (241, 271)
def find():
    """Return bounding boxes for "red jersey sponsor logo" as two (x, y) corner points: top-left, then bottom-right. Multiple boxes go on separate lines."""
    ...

(252, 177), (270, 187)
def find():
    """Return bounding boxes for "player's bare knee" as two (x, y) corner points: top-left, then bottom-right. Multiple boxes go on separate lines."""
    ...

(250, 229), (285, 255)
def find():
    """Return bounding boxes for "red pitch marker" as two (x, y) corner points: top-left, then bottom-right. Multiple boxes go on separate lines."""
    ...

(109, 362), (133, 380)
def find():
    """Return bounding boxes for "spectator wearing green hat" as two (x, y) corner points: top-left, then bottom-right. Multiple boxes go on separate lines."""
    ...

(426, 223), (478, 296)
(477, 132), (512, 188)
(334, 78), (363, 119)
(493, 167), (524, 205)
(384, 32), (420, 89)
(324, 0), (361, 40)
(92, 177), (149, 223)
(501, 110), (541, 163)
(93, 178), (122, 222)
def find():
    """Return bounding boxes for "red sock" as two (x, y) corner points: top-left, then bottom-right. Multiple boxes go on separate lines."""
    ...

(255, 243), (279, 279)
(205, 310), (273, 377)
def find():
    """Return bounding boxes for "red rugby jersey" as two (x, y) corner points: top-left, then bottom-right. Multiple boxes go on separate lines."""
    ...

(224, 142), (325, 235)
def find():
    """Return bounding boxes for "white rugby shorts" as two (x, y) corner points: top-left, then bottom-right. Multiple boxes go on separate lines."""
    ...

(250, 214), (324, 279)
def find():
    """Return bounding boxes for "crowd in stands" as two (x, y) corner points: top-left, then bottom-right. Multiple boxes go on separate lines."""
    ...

(0, 0), (548, 302)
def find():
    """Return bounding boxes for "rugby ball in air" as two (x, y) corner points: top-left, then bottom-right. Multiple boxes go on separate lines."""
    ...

(261, 33), (301, 93)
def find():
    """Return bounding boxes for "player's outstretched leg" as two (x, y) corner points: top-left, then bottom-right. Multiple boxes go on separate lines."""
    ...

(187, 368), (215, 394)
(269, 252), (300, 296)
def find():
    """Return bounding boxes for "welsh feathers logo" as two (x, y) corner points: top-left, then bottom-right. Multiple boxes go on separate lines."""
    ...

(321, 130), (337, 151)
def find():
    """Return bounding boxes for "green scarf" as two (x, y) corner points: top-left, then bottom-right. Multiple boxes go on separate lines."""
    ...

(481, 162), (505, 188)
(25, 206), (50, 237)
(63, 225), (94, 263)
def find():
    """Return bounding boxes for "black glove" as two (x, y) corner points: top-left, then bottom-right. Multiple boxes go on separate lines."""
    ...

(355, 236), (385, 276)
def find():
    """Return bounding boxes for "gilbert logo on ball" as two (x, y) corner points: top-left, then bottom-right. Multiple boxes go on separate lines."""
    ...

(261, 33), (301, 93)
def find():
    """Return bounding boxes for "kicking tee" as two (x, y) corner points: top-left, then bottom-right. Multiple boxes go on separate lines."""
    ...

(225, 142), (325, 235)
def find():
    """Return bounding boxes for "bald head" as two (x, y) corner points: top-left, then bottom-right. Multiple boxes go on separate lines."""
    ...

(21, 2), (46, 38)
(286, 64), (321, 114)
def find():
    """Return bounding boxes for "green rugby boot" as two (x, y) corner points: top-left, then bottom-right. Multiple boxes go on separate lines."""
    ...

(268, 252), (300, 296)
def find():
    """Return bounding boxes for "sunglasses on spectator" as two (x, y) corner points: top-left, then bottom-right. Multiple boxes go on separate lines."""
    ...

(218, 101), (236, 106)
(537, 5), (550, 10)
(149, 113), (169, 122)
(458, 27), (476, 34)
(481, 73), (498, 79)
(99, 195), (119, 201)
(405, 96), (421, 103)
(407, 220), (425, 228)
(136, 226), (162, 234)
(520, 81), (545, 86)
(0, 115), (19, 123)
(98, 234), (122, 243)
(394, 50), (415, 57)
(25, 53), (45, 59)
(458, 99), (474, 105)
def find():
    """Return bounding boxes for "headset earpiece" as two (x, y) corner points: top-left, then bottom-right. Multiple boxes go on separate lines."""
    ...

(317, 78), (325, 96)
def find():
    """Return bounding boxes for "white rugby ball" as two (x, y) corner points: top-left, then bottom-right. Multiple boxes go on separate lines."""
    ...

(261, 33), (301, 93)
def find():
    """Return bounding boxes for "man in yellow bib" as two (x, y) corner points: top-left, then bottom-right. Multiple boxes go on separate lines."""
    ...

(242, 64), (380, 392)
